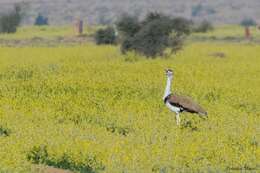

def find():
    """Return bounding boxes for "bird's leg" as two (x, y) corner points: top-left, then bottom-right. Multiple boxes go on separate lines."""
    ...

(176, 113), (181, 126)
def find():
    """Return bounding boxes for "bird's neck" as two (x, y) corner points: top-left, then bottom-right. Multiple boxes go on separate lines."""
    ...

(163, 76), (172, 100)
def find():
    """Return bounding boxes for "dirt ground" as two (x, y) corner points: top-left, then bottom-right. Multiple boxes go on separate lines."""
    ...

(32, 166), (74, 173)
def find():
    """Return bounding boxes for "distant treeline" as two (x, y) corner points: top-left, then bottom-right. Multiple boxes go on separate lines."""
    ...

(0, 0), (259, 25)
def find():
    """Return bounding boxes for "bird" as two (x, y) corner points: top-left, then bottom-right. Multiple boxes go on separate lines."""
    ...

(163, 69), (207, 125)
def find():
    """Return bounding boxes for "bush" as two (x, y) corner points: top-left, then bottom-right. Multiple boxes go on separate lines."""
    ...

(27, 145), (103, 173)
(119, 12), (190, 57)
(34, 14), (48, 26)
(116, 14), (141, 37)
(171, 17), (193, 35)
(0, 126), (11, 137)
(141, 12), (170, 26)
(0, 4), (22, 33)
(168, 32), (185, 54)
(240, 18), (256, 27)
(123, 19), (170, 57)
(142, 13), (192, 36)
(194, 20), (213, 33)
(95, 27), (117, 45)
(27, 145), (49, 164)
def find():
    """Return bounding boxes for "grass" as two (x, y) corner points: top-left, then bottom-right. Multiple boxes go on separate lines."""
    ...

(0, 26), (259, 172)
(0, 25), (96, 40)
(191, 25), (260, 41)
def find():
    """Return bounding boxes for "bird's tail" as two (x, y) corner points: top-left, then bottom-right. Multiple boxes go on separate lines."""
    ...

(199, 111), (208, 118)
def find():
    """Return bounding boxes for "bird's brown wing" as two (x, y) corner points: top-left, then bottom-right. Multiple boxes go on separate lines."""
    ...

(167, 94), (207, 115)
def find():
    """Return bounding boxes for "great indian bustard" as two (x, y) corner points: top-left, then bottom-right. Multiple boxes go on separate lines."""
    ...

(163, 69), (207, 125)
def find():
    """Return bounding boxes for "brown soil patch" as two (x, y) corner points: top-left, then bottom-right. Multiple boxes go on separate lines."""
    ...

(210, 52), (226, 58)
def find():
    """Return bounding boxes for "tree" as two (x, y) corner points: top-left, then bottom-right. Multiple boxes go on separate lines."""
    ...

(119, 12), (191, 58)
(240, 18), (256, 27)
(0, 4), (22, 33)
(193, 20), (213, 33)
(171, 17), (193, 35)
(127, 20), (169, 57)
(116, 14), (141, 37)
(95, 27), (117, 45)
(35, 14), (48, 26)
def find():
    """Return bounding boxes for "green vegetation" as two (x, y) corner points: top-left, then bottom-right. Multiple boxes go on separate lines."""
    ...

(0, 126), (10, 137)
(95, 27), (117, 45)
(193, 20), (214, 33)
(240, 18), (257, 27)
(0, 4), (22, 33)
(117, 13), (191, 57)
(0, 25), (259, 172)
(191, 25), (260, 41)
(34, 14), (49, 26)
(117, 14), (140, 37)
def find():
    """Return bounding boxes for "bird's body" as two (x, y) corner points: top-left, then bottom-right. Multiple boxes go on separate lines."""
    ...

(163, 69), (207, 125)
(164, 94), (207, 115)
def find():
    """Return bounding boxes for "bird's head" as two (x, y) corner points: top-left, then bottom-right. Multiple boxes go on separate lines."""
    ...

(165, 69), (173, 78)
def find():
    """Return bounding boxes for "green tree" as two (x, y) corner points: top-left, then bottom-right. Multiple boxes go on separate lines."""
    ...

(116, 14), (140, 37)
(193, 20), (213, 33)
(240, 18), (256, 27)
(119, 12), (191, 57)
(95, 27), (117, 45)
(0, 4), (22, 33)
(34, 14), (49, 26)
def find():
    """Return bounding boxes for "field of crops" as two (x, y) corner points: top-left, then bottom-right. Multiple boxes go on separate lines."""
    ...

(0, 26), (259, 173)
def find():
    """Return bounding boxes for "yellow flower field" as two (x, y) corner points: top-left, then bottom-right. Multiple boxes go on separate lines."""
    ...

(0, 38), (259, 172)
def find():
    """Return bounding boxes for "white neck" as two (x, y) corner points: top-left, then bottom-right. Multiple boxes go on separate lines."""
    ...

(163, 76), (172, 100)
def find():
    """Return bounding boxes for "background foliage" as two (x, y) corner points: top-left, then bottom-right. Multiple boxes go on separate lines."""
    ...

(117, 13), (191, 57)
(0, 0), (259, 25)
(0, 4), (22, 33)
(95, 27), (117, 45)
(34, 14), (48, 26)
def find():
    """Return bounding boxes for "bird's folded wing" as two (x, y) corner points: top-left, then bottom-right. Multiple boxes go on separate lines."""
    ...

(167, 94), (207, 115)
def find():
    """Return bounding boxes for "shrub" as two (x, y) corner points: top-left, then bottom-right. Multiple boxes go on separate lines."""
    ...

(121, 36), (135, 54)
(95, 27), (117, 45)
(116, 14), (141, 37)
(171, 17), (193, 35)
(141, 12), (170, 26)
(142, 13), (192, 36)
(123, 19), (170, 57)
(240, 18), (257, 27)
(0, 126), (11, 137)
(0, 4), (22, 33)
(168, 32), (185, 54)
(27, 145), (103, 173)
(27, 145), (49, 164)
(34, 14), (48, 26)
(194, 20), (213, 33)
(119, 12), (190, 57)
